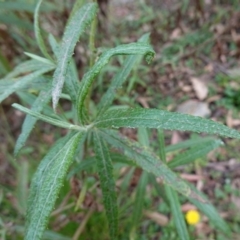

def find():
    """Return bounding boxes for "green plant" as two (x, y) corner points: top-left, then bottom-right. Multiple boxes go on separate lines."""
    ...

(2, 1), (240, 240)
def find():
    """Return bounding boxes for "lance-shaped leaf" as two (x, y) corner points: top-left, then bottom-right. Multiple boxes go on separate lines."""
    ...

(34, 0), (53, 61)
(93, 132), (118, 239)
(24, 52), (54, 65)
(99, 130), (202, 200)
(93, 108), (240, 139)
(168, 139), (223, 169)
(97, 33), (151, 117)
(49, 34), (79, 106)
(0, 1), (55, 13)
(12, 103), (87, 131)
(25, 132), (86, 240)
(0, 66), (54, 103)
(14, 86), (52, 156)
(165, 136), (218, 153)
(1, 60), (53, 80)
(188, 184), (231, 235)
(77, 43), (155, 124)
(52, 3), (97, 110)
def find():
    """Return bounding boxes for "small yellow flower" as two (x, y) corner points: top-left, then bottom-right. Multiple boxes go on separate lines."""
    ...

(185, 209), (200, 225)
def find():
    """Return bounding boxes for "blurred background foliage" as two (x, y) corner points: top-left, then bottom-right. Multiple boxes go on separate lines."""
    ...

(1, 0), (240, 239)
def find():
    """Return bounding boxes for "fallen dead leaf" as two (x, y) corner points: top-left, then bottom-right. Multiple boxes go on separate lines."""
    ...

(226, 110), (240, 128)
(190, 77), (208, 100)
(231, 178), (240, 210)
(177, 100), (210, 117)
(180, 173), (203, 182)
(170, 131), (183, 145)
(137, 96), (151, 108)
(170, 28), (182, 40)
(181, 203), (197, 212)
(144, 210), (168, 226)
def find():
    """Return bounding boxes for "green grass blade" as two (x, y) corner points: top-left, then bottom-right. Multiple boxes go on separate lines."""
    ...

(188, 184), (231, 236)
(0, 51), (11, 75)
(52, 3), (97, 110)
(165, 186), (190, 240)
(168, 139), (223, 169)
(97, 33), (151, 117)
(99, 130), (202, 201)
(93, 131), (118, 239)
(34, 0), (53, 61)
(12, 104), (86, 131)
(130, 128), (149, 237)
(94, 108), (240, 139)
(14, 86), (52, 156)
(77, 42), (155, 124)
(0, 66), (54, 103)
(25, 132), (86, 240)
(158, 129), (190, 240)
(130, 171), (148, 238)
(149, 175), (169, 205)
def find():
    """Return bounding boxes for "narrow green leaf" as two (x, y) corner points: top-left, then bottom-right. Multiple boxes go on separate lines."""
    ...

(24, 52), (54, 66)
(0, 1), (55, 12)
(14, 225), (72, 240)
(1, 60), (50, 80)
(0, 13), (33, 29)
(131, 172), (148, 235)
(48, 34), (79, 106)
(93, 131), (118, 239)
(0, 76), (49, 95)
(67, 152), (136, 179)
(0, 66), (54, 103)
(131, 127), (150, 234)
(158, 127), (190, 240)
(188, 184), (231, 235)
(158, 129), (166, 162)
(14, 86), (52, 156)
(149, 175), (169, 205)
(165, 137), (218, 153)
(0, 50), (11, 74)
(16, 160), (29, 215)
(67, 157), (96, 179)
(165, 186), (190, 240)
(168, 139), (223, 169)
(97, 33), (151, 117)
(25, 132), (86, 240)
(34, 0), (53, 61)
(77, 43), (155, 124)
(94, 108), (240, 139)
(52, 3), (97, 110)
(68, 0), (86, 24)
(12, 103), (86, 131)
(100, 130), (202, 201)
(64, 61), (79, 105)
